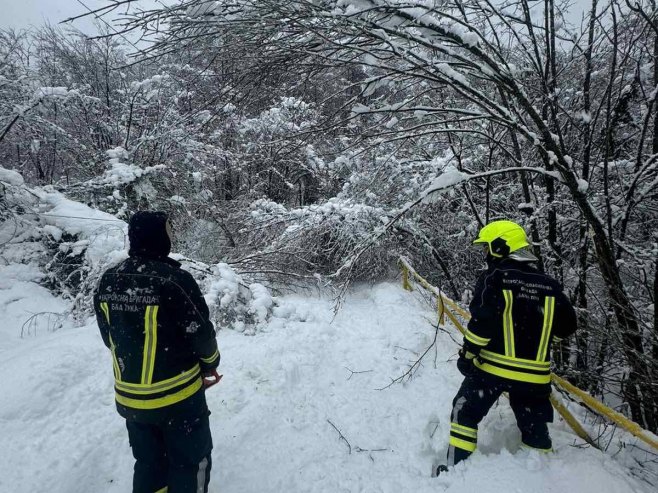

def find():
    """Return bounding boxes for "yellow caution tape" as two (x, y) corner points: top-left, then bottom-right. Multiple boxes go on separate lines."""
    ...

(549, 392), (599, 449)
(402, 264), (413, 292)
(399, 257), (658, 451)
(442, 306), (466, 336)
(552, 374), (658, 451)
(439, 294), (471, 320)
(437, 296), (446, 326)
(399, 258), (470, 321)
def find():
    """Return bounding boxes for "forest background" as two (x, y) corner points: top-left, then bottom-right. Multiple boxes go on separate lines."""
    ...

(1, 0), (657, 433)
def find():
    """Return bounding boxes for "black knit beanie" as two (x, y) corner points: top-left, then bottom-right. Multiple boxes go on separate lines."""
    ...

(128, 211), (171, 259)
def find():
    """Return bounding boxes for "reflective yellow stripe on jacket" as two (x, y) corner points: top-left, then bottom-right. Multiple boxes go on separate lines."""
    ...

(100, 302), (122, 381)
(201, 349), (220, 365)
(109, 335), (122, 381)
(537, 296), (555, 361)
(502, 290), (515, 357)
(473, 292), (555, 385)
(114, 305), (203, 410)
(116, 364), (201, 394)
(463, 327), (490, 347)
(99, 302), (110, 325)
(141, 305), (159, 384)
(479, 350), (551, 371)
(475, 351), (552, 384)
(474, 359), (551, 384)
(115, 364), (202, 410)
(115, 378), (203, 410)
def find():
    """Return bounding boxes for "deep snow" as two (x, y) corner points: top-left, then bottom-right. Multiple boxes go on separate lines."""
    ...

(0, 269), (656, 493)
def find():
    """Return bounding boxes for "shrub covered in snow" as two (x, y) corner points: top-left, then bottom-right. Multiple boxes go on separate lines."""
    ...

(1, 167), (275, 331)
(1, 166), (128, 321)
(175, 257), (275, 333)
(226, 196), (403, 283)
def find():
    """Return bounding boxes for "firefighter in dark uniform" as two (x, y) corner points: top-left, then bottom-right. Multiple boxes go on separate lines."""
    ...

(94, 211), (221, 493)
(437, 220), (577, 474)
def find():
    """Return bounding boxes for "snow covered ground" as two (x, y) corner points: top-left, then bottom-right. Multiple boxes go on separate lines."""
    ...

(0, 268), (656, 492)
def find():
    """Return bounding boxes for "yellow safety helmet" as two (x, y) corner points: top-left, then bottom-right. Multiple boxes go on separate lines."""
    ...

(473, 220), (529, 257)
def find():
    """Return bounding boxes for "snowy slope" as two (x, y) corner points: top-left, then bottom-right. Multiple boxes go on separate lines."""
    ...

(0, 276), (655, 493)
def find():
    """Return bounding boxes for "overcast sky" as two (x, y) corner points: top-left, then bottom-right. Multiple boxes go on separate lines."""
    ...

(0, 0), (163, 35)
(0, 0), (591, 35)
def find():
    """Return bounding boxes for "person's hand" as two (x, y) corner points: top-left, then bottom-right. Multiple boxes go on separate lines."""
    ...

(457, 349), (477, 377)
(202, 370), (223, 389)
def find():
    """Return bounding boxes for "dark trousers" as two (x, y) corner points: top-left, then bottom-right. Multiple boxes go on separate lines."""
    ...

(447, 373), (553, 466)
(126, 413), (213, 493)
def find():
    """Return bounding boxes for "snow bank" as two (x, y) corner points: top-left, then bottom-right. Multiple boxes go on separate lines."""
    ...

(0, 167), (129, 319)
(37, 190), (127, 268)
(0, 167), (24, 186)
(0, 263), (68, 341)
(1, 165), (274, 331)
(1, 166), (128, 268)
(2, 282), (654, 492)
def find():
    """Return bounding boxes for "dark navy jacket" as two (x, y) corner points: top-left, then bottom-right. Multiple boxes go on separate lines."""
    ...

(94, 212), (219, 423)
(463, 257), (577, 390)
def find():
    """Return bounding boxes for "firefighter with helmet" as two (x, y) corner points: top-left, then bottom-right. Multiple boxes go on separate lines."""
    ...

(436, 220), (577, 475)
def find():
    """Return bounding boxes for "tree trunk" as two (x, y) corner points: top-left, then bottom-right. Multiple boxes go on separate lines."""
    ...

(574, 0), (598, 387)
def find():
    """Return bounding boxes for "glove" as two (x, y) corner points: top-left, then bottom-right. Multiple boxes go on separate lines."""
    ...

(202, 369), (223, 389)
(457, 349), (477, 377)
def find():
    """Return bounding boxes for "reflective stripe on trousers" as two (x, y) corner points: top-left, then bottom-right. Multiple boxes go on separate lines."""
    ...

(196, 457), (208, 493)
(126, 414), (212, 493)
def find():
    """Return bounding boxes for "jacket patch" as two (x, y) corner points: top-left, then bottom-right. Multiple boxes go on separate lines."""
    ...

(98, 292), (161, 305)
